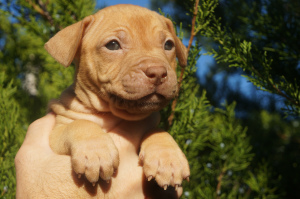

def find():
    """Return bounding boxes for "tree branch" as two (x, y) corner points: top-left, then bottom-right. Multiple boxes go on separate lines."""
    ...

(26, 0), (54, 26)
(216, 170), (225, 199)
(168, 0), (199, 127)
(246, 58), (299, 107)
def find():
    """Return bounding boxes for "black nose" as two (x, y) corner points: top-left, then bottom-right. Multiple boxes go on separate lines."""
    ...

(145, 66), (168, 85)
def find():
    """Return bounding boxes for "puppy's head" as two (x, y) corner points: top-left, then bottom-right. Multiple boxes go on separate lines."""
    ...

(45, 4), (187, 120)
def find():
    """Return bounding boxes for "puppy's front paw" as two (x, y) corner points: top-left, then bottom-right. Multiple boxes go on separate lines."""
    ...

(139, 144), (190, 190)
(70, 133), (119, 184)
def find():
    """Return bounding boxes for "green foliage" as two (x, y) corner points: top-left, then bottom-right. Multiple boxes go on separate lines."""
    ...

(0, 72), (25, 198)
(159, 26), (278, 197)
(0, 0), (94, 122)
(193, 0), (300, 116)
(245, 110), (300, 197)
(245, 162), (280, 199)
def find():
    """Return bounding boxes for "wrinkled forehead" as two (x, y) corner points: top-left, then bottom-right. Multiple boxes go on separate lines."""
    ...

(88, 6), (170, 38)
(97, 5), (164, 26)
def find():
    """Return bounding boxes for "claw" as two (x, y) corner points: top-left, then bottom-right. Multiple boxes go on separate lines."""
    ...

(139, 153), (144, 161)
(92, 183), (96, 187)
(105, 176), (111, 183)
(163, 185), (168, 190)
(185, 176), (190, 182)
(175, 184), (179, 191)
(147, 176), (153, 181)
(78, 174), (81, 179)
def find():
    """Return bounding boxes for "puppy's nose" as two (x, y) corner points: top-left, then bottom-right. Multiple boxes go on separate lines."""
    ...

(145, 66), (168, 85)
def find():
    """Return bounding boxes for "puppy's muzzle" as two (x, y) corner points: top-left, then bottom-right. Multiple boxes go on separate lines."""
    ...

(110, 62), (177, 114)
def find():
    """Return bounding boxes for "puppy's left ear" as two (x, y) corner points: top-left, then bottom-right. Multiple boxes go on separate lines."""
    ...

(164, 18), (188, 67)
(44, 16), (94, 67)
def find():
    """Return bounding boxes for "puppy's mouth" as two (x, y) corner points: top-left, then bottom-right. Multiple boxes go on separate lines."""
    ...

(109, 93), (168, 113)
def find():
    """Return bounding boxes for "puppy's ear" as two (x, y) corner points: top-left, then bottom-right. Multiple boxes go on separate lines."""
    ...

(44, 16), (94, 67)
(164, 18), (188, 67)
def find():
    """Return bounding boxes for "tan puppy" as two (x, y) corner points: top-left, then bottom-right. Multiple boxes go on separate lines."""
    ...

(45, 4), (190, 198)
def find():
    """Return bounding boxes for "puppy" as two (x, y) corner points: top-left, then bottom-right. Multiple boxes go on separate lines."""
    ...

(45, 4), (190, 198)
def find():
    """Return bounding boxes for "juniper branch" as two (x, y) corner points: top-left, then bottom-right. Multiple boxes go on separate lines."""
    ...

(26, 0), (54, 26)
(168, 0), (199, 127)
(216, 170), (225, 199)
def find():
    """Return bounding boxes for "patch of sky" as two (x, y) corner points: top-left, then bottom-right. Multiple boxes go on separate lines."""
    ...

(97, 0), (150, 8)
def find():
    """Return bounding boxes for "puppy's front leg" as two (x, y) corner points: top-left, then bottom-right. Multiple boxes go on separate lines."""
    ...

(50, 120), (119, 183)
(139, 129), (190, 190)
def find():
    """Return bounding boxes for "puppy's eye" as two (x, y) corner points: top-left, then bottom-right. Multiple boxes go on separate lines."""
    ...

(105, 40), (121, 50)
(164, 40), (174, 50)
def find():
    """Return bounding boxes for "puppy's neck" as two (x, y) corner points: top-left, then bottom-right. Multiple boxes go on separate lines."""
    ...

(73, 82), (152, 121)
(54, 84), (160, 149)
(60, 84), (154, 127)
(72, 83), (111, 113)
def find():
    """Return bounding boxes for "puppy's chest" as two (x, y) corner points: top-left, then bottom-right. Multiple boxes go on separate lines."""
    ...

(108, 123), (145, 156)
(105, 128), (145, 198)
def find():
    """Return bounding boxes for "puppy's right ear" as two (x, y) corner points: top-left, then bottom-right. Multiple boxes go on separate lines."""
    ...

(44, 16), (94, 67)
